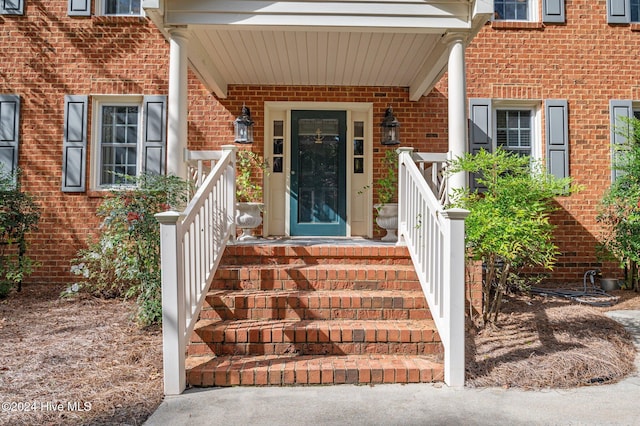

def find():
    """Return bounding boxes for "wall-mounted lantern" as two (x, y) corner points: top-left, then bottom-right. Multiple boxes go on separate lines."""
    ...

(234, 104), (254, 144)
(380, 106), (400, 146)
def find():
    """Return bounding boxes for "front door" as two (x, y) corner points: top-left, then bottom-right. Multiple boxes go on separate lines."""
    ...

(290, 110), (347, 236)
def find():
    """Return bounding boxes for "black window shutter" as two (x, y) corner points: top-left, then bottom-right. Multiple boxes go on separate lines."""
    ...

(62, 95), (88, 192)
(607, 0), (631, 24)
(68, 0), (91, 16)
(0, 94), (20, 178)
(142, 95), (167, 176)
(545, 99), (570, 180)
(610, 99), (633, 182)
(543, 0), (565, 23)
(468, 98), (493, 191)
(0, 0), (24, 15)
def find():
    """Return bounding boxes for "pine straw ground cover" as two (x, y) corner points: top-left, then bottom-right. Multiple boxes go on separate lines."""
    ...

(0, 283), (639, 425)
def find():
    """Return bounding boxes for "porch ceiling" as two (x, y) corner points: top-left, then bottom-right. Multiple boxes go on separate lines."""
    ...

(143, 1), (493, 101)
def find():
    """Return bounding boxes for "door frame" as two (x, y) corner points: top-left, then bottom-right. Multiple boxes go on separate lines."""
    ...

(263, 102), (374, 238)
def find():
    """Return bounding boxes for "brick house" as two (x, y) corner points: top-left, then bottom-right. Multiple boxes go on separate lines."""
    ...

(0, 0), (634, 392)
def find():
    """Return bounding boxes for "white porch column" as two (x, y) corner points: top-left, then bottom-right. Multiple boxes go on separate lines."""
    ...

(167, 27), (189, 179)
(447, 34), (468, 193)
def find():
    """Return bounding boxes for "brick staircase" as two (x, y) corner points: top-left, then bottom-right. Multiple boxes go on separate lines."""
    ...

(185, 242), (444, 387)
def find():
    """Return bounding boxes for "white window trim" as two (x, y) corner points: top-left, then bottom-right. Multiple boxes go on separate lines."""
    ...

(90, 95), (144, 191)
(96, 0), (144, 17)
(492, 100), (542, 160)
(493, 0), (540, 22)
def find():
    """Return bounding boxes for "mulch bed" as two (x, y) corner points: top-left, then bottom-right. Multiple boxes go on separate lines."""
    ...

(0, 283), (163, 425)
(0, 283), (638, 424)
(466, 291), (638, 389)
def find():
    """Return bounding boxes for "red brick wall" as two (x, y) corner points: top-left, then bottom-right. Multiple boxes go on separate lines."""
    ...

(4, 1), (630, 285)
(449, 0), (635, 282)
(0, 5), (173, 283)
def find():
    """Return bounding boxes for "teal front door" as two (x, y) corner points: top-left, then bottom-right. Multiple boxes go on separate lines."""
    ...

(290, 110), (347, 236)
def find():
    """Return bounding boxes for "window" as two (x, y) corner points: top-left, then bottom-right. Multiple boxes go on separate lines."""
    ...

(633, 0), (640, 22)
(98, 104), (140, 185)
(496, 109), (533, 157)
(102, 0), (141, 16)
(86, 96), (166, 191)
(493, 0), (565, 23)
(68, 0), (143, 17)
(494, 0), (532, 21)
(470, 98), (569, 187)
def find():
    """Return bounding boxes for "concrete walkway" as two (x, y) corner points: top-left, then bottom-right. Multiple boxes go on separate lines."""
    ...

(144, 311), (640, 426)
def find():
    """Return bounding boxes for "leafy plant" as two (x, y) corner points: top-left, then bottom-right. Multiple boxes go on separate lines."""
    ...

(0, 167), (40, 298)
(376, 148), (398, 206)
(71, 173), (189, 326)
(597, 116), (640, 291)
(448, 148), (577, 326)
(236, 150), (268, 203)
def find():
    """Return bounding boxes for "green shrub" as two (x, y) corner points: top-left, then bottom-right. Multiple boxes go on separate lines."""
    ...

(0, 168), (40, 298)
(598, 116), (640, 291)
(448, 148), (577, 325)
(71, 174), (189, 326)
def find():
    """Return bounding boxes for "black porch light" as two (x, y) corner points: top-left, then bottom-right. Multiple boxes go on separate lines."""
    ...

(234, 104), (254, 144)
(380, 106), (400, 145)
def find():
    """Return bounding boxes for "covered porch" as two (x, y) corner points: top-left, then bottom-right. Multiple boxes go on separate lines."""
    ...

(143, 0), (493, 202)
(145, 0), (492, 395)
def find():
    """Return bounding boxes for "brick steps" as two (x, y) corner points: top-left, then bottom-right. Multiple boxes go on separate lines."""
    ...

(200, 289), (431, 320)
(187, 354), (444, 386)
(210, 264), (421, 291)
(185, 242), (443, 388)
(188, 319), (441, 356)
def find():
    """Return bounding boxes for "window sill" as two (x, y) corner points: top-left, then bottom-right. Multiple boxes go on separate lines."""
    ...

(92, 15), (146, 26)
(491, 21), (545, 30)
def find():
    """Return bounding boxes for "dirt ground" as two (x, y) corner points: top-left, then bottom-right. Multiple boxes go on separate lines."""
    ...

(1, 283), (639, 425)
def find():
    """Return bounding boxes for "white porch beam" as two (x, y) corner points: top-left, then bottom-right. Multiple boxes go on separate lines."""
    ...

(167, 27), (189, 179)
(187, 34), (229, 98)
(446, 33), (468, 192)
(408, 35), (449, 101)
(164, 0), (471, 29)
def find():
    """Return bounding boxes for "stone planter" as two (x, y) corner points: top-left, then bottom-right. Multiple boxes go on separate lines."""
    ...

(375, 203), (398, 242)
(235, 202), (263, 241)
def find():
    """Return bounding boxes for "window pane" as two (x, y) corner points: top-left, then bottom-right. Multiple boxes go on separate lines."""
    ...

(633, 0), (640, 22)
(105, 0), (141, 15)
(100, 104), (139, 185)
(494, 0), (529, 20)
(496, 109), (532, 155)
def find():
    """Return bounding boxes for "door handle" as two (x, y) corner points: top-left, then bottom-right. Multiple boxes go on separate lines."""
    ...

(291, 170), (296, 175)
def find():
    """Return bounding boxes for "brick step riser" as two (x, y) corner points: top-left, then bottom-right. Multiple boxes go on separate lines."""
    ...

(187, 342), (443, 357)
(187, 355), (444, 387)
(221, 257), (414, 266)
(192, 322), (439, 346)
(213, 267), (419, 281)
(209, 280), (422, 291)
(199, 309), (432, 321)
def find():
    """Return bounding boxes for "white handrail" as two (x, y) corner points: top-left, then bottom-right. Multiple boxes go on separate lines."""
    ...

(156, 145), (237, 395)
(397, 147), (468, 387)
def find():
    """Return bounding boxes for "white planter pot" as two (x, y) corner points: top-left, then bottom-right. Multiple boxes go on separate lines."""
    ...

(235, 202), (263, 241)
(375, 203), (398, 242)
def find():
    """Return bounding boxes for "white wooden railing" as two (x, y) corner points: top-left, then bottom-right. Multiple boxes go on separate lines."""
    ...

(397, 147), (469, 387)
(156, 145), (237, 395)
